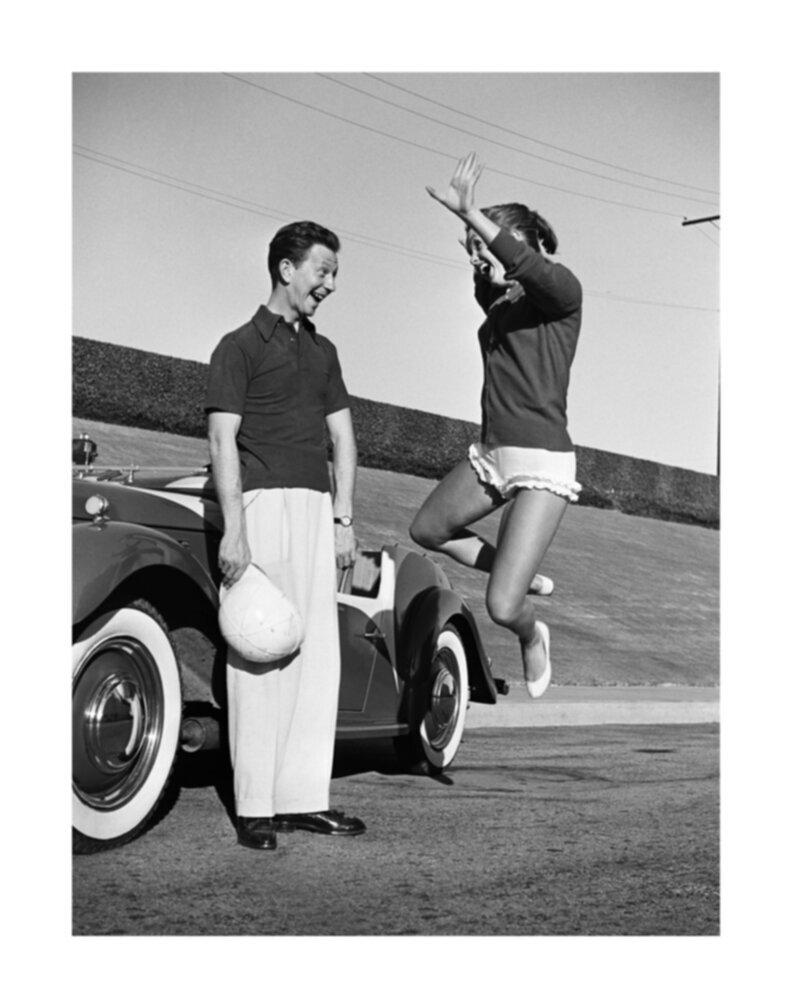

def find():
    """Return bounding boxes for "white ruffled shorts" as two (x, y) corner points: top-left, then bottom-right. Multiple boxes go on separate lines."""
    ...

(468, 443), (582, 503)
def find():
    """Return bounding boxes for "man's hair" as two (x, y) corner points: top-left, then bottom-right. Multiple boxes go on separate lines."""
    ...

(267, 221), (341, 287)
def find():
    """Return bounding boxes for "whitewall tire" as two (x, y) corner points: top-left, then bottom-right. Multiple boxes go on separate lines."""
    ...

(72, 600), (182, 854)
(397, 624), (469, 774)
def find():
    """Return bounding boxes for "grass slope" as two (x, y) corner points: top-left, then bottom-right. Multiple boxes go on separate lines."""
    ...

(73, 418), (719, 687)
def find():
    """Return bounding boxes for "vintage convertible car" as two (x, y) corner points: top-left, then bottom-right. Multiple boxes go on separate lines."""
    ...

(72, 439), (505, 854)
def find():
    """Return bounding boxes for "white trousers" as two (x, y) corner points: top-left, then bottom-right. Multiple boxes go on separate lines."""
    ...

(226, 487), (340, 818)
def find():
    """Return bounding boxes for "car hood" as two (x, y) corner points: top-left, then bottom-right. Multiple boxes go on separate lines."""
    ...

(72, 473), (221, 533)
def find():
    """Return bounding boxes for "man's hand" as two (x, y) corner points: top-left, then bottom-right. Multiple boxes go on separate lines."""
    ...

(334, 524), (357, 570)
(426, 151), (483, 218)
(218, 528), (251, 587)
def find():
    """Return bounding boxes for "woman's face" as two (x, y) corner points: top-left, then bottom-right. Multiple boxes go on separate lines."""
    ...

(465, 230), (509, 289)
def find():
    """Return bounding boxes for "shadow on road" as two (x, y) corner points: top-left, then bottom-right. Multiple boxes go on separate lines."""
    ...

(171, 736), (453, 827)
(332, 738), (401, 778)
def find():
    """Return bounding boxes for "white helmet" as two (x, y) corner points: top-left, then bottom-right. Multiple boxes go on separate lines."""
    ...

(218, 564), (304, 663)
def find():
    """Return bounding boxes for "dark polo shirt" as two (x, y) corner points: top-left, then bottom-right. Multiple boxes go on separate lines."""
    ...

(205, 305), (350, 493)
(477, 228), (583, 452)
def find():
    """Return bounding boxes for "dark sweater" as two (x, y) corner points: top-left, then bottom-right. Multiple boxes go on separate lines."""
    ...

(477, 228), (582, 452)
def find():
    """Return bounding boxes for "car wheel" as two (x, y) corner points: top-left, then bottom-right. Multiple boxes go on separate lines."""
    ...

(396, 624), (469, 774)
(72, 599), (182, 854)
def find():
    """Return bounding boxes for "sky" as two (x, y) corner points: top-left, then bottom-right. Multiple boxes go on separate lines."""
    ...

(73, 72), (719, 473)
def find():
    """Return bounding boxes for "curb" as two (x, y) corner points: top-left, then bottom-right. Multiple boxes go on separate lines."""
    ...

(466, 686), (719, 729)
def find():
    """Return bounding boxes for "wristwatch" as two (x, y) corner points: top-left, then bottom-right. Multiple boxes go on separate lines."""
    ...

(333, 515), (353, 528)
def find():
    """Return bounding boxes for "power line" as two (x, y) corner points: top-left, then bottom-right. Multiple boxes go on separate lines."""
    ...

(696, 228), (720, 248)
(585, 289), (716, 311)
(222, 73), (689, 221)
(73, 147), (466, 270)
(76, 148), (288, 218)
(365, 73), (719, 198)
(74, 146), (717, 312)
(318, 73), (718, 208)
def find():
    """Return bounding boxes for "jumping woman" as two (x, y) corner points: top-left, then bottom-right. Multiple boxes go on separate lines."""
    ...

(410, 152), (583, 698)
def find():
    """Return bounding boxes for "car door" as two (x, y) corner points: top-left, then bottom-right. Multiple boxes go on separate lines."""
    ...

(336, 551), (398, 717)
(336, 603), (389, 712)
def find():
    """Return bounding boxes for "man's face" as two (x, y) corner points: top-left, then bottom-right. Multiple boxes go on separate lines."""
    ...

(284, 244), (339, 318)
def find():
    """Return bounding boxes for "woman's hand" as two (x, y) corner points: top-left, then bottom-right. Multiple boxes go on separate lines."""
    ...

(427, 152), (483, 218)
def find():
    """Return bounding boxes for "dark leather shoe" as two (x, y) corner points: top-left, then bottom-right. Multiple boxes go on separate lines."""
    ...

(273, 809), (366, 836)
(236, 816), (277, 850)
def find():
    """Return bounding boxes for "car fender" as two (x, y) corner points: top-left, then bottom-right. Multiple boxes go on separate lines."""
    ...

(73, 520), (219, 626)
(398, 586), (498, 708)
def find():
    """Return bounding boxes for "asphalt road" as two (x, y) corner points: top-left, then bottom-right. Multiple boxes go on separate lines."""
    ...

(72, 723), (719, 936)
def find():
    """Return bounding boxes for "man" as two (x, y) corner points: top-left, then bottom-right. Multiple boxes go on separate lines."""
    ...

(206, 220), (365, 851)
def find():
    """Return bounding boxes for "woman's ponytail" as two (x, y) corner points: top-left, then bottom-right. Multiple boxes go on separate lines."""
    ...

(532, 211), (558, 255)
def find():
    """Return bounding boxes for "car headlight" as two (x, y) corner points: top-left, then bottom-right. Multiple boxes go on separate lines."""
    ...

(85, 494), (110, 520)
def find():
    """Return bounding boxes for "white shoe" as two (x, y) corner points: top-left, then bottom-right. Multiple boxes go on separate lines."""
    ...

(525, 621), (552, 699)
(529, 574), (554, 596)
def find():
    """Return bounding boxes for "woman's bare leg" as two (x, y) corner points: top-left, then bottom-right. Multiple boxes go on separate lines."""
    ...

(484, 489), (568, 683)
(410, 461), (553, 592)
(410, 459), (503, 563)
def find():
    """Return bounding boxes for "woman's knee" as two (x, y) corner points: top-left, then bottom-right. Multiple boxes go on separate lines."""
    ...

(486, 587), (530, 629)
(409, 513), (444, 551)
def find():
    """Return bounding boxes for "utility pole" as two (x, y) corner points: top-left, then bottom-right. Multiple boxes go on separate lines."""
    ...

(682, 214), (720, 478)
(681, 215), (720, 227)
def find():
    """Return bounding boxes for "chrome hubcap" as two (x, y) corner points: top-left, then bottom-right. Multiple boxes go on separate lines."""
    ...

(424, 647), (460, 750)
(72, 637), (164, 810)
